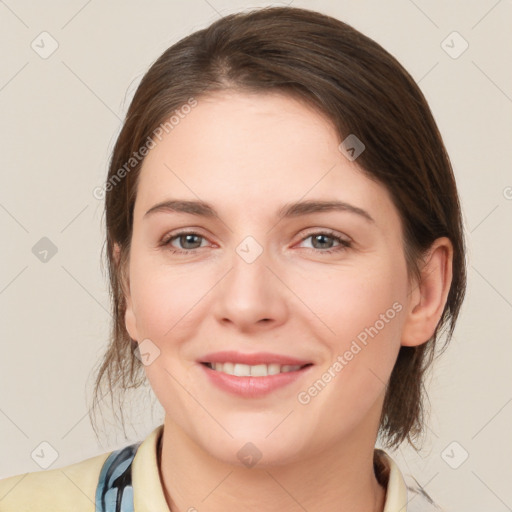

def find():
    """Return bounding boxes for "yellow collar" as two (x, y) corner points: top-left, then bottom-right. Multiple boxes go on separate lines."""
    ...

(132, 425), (409, 512)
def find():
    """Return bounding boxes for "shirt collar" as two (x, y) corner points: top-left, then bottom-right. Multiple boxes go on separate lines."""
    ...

(376, 449), (409, 511)
(132, 424), (170, 511)
(132, 425), (409, 512)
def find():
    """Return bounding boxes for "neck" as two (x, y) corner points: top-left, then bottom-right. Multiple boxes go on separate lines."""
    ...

(158, 419), (387, 512)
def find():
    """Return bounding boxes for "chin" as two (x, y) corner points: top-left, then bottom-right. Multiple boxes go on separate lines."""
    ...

(203, 435), (306, 469)
(187, 415), (312, 468)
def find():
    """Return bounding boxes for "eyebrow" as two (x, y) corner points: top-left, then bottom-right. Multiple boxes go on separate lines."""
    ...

(143, 199), (375, 223)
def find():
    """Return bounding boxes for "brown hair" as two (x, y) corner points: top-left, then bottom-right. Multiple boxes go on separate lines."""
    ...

(90, 6), (467, 449)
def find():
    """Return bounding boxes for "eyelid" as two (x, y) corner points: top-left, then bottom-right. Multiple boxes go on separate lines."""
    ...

(296, 227), (351, 243)
(160, 228), (213, 247)
(160, 227), (350, 245)
(293, 230), (352, 255)
(160, 228), (353, 259)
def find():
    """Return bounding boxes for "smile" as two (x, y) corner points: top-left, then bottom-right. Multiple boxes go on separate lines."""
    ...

(197, 351), (314, 397)
(202, 362), (308, 377)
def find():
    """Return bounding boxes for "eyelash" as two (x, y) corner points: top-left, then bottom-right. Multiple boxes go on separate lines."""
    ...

(160, 230), (352, 255)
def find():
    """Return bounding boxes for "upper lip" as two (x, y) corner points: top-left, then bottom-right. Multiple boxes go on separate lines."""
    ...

(199, 351), (312, 366)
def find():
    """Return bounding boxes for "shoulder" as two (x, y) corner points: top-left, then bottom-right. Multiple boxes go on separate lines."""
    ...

(0, 451), (110, 512)
(0, 426), (164, 512)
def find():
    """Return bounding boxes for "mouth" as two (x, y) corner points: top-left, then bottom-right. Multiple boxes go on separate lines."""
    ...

(201, 361), (313, 377)
(198, 351), (314, 397)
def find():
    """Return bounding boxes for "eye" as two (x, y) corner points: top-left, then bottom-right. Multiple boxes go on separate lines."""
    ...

(297, 231), (352, 254)
(160, 229), (352, 256)
(161, 231), (210, 254)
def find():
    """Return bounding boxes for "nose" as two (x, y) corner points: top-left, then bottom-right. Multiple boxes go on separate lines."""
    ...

(212, 240), (289, 333)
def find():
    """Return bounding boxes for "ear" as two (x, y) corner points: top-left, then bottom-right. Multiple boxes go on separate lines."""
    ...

(113, 242), (140, 343)
(401, 237), (453, 347)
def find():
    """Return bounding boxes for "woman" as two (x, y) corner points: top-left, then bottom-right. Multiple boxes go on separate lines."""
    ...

(0, 6), (466, 511)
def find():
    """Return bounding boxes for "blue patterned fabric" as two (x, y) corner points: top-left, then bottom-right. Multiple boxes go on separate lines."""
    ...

(95, 442), (142, 512)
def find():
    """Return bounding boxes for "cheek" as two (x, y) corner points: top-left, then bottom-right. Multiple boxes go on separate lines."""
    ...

(295, 258), (404, 346)
(297, 258), (406, 395)
(292, 269), (405, 447)
(128, 259), (208, 412)
(129, 257), (208, 340)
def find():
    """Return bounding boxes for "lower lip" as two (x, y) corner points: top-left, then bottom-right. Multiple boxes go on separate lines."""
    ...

(200, 363), (312, 398)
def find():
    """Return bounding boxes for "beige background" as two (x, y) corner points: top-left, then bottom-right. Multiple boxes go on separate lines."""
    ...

(1, 0), (511, 510)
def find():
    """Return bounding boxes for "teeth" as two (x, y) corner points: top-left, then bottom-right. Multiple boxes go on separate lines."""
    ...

(207, 362), (303, 376)
(267, 363), (281, 375)
(250, 364), (267, 377)
(234, 363), (251, 377)
(223, 362), (234, 375)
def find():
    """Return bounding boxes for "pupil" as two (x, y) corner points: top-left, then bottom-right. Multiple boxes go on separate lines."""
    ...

(315, 234), (332, 249)
(182, 234), (200, 249)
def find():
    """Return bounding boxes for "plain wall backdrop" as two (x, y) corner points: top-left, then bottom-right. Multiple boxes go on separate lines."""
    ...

(1, 1), (511, 510)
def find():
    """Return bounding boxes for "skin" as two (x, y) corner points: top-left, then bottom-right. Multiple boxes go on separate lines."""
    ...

(116, 90), (453, 512)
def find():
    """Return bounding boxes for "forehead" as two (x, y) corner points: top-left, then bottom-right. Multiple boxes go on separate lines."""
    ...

(145, 89), (340, 168)
(133, 90), (398, 229)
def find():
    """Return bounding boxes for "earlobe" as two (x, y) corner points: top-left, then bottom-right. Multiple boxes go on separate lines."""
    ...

(125, 299), (139, 343)
(401, 237), (453, 347)
(113, 242), (139, 343)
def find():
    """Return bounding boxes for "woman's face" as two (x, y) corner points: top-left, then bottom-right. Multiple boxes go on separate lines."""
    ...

(123, 90), (413, 465)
